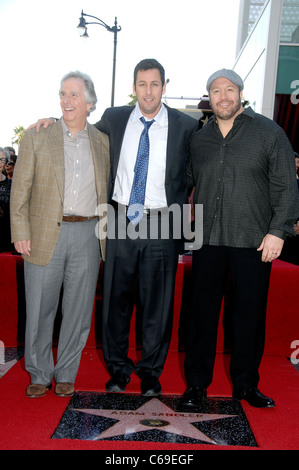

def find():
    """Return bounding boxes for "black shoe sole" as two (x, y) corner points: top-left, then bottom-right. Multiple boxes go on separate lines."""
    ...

(232, 394), (275, 408)
(106, 376), (130, 393)
(141, 388), (162, 397)
(182, 398), (207, 407)
(233, 397), (275, 408)
(106, 384), (127, 392)
(182, 389), (207, 407)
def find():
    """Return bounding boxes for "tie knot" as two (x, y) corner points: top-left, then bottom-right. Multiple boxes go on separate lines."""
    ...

(140, 116), (154, 129)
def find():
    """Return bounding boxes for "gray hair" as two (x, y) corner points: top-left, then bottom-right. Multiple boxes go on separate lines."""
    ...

(0, 147), (9, 163)
(59, 71), (97, 115)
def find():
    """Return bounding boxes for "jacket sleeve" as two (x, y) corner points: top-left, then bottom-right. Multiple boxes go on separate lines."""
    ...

(93, 108), (111, 135)
(10, 132), (36, 243)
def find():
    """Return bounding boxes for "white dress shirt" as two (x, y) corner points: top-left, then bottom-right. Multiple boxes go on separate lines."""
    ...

(113, 102), (168, 208)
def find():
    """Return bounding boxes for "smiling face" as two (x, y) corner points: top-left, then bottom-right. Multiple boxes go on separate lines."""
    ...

(133, 68), (166, 119)
(60, 77), (92, 134)
(209, 77), (243, 122)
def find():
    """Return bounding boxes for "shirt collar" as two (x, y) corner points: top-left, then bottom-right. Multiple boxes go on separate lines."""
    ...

(242, 106), (255, 119)
(212, 105), (255, 129)
(132, 102), (167, 127)
(61, 117), (88, 137)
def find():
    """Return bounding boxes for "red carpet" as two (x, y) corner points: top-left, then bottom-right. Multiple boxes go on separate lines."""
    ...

(0, 348), (299, 450)
(1, 253), (299, 357)
(1, 253), (299, 451)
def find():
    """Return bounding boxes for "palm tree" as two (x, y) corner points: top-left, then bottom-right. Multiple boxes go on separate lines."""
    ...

(128, 94), (137, 106)
(12, 126), (25, 148)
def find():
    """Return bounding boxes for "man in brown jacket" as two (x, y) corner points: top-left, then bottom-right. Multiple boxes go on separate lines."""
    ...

(10, 71), (110, 398)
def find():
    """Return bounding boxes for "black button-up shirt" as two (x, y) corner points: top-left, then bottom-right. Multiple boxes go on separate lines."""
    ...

(187, 107), (299, 248)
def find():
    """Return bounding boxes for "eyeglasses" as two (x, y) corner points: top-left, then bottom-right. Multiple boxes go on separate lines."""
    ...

(0, 158), (7, 163)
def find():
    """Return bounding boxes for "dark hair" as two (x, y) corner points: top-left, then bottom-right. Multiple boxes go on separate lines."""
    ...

(134, 59), (165, 86)
(4, 146), (15, 154)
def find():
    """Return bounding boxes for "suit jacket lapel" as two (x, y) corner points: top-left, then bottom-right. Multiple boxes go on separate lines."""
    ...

(112, 107), (134, 181)
(48, 120), (65, 202)
(88, 121), (110, 206)
(165, 107), (181, 183)
(88, 122), (103, 202)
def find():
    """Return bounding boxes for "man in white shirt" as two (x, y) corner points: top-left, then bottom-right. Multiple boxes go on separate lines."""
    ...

(95, 59), (198, 396)
(112, 102), (168, 209)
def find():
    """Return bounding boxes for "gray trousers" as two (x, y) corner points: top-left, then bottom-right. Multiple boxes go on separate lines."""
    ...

(24, 219), (100, 385)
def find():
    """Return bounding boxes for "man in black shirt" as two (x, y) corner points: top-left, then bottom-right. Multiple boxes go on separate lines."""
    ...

(183, 69), (299, 408)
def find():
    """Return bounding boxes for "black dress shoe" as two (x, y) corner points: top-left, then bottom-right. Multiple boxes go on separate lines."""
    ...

(233, 387), (275, 408)
(182, 387), (207, 407)
(141, 376), (162, 397)
(106, 373), (130, 392)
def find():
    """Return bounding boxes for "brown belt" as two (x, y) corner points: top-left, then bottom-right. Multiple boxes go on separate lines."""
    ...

(62, 215), (98, 223)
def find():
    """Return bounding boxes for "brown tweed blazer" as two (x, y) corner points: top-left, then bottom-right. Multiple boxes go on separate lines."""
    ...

(10, 119), (110, 265)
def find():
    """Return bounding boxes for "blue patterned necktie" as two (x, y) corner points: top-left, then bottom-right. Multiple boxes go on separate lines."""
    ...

(127, 117), (154, 225)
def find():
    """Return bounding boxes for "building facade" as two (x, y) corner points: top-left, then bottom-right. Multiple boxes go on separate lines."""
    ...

(234, 0), (299, 150)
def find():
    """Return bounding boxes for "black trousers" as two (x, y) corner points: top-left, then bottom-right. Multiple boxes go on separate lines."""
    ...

(184, 245), (272, 391)
(102, 207), (178, 379)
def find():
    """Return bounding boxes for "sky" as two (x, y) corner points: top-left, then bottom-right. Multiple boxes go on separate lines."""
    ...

(0, 0), (241, 148)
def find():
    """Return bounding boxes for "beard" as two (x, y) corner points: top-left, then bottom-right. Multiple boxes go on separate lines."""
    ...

(211, 96), (242, 121)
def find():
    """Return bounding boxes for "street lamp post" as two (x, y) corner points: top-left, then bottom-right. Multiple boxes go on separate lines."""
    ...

(77, 10), (121, 107)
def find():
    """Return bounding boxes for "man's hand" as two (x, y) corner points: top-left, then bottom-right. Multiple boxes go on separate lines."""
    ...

(257, 234), (284, 262)
(26, 118), (56, 132)
(14, 240), (31, 256)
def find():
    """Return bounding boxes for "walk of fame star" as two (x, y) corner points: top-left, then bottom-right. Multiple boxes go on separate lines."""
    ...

(74, 398), (236, 444)
(52, 392), (257, 446)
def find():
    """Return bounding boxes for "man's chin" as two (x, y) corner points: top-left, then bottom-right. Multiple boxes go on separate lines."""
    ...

(214, 106), (243, 121)
(140, 102), (161, 119)
(217, 112), (235, 120)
